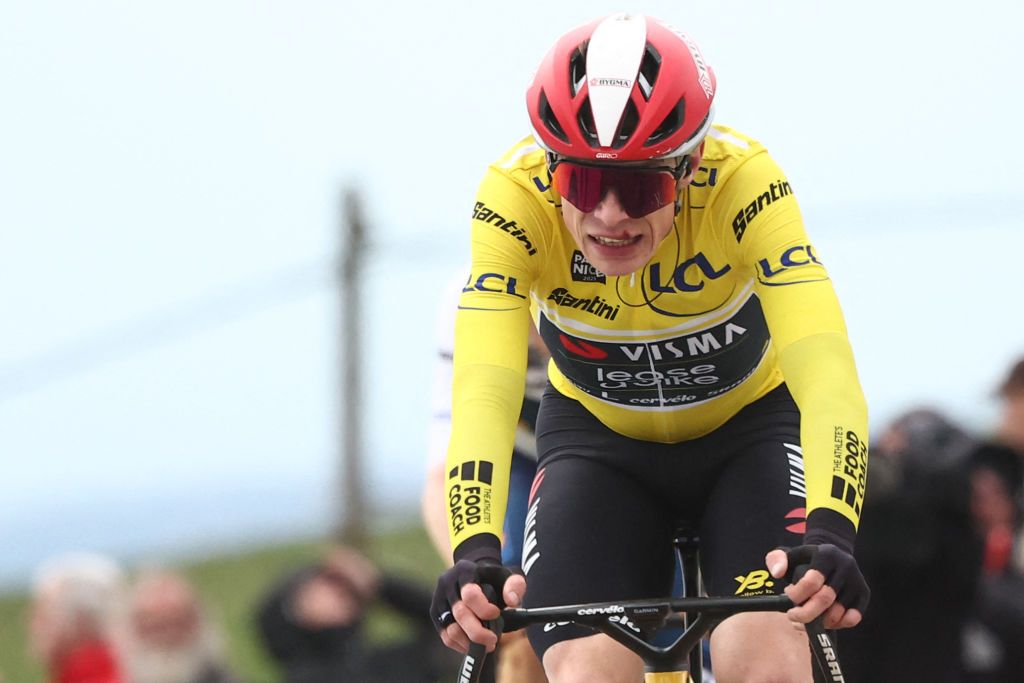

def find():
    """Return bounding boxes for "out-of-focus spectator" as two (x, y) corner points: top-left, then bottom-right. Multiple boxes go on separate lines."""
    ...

(29, 552), (125, 683)
(119, 570), (241, 683)
(963, 466), (1024, 682)
(842, 408), (982, 683)
(995, 357), (1024, 452)
(256, 545), (451, 683)
(962, 356), (1024, 682)
(970, 468), (1018, 574)
(970, 356), (1024, 568)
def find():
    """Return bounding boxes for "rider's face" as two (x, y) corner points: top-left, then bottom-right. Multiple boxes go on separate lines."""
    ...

(561, 193), (675, 276)
(558, 148), (702, 277)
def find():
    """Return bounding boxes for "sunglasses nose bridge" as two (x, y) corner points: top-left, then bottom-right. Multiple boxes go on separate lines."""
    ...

(590, 188), (632, 222)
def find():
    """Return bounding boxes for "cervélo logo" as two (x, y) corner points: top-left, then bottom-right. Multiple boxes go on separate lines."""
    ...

(571, 250), (605, 283)
(577, 605), (624, 615)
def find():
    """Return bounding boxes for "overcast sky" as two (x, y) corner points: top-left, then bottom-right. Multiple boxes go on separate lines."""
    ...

(1, 0), (1021, 579)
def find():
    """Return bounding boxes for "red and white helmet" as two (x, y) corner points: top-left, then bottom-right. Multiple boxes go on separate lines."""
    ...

(527, 14), (716, 162)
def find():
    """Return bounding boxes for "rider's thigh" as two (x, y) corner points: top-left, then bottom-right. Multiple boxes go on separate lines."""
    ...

(709, 612), (812, 683)
(542, 634), (643, 683)
(496, 630), (547, 683)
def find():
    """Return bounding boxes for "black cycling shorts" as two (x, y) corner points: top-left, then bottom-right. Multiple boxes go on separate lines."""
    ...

(521, 383), (807, 658)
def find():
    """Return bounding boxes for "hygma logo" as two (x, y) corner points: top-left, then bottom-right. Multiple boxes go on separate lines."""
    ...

(590, 77), (632, 88)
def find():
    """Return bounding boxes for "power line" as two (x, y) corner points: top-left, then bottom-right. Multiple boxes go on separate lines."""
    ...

(0, 258), (334, 403)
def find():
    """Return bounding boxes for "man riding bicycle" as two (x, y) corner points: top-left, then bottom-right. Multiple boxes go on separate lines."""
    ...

(430, 13), (870, 683)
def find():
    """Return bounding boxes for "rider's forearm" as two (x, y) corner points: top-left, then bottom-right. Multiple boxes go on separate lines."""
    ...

(446, 361), (524, 561)
(778, 331), (868, 551)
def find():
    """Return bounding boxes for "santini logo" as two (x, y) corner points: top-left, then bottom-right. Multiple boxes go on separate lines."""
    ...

(472, 202), (537, 255)
(548, 288), (620, 321)
(732, 180), (792, 242)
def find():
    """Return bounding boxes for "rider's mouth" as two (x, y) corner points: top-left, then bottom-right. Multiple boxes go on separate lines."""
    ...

(589, 234), (642, 248)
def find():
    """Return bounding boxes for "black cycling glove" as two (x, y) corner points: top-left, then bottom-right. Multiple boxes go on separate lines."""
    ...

(785, 542), (870, 615)
(430, 544), (512, 632)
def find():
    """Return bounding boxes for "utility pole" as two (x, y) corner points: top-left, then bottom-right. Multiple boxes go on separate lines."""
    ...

(336, 187), (367, 547)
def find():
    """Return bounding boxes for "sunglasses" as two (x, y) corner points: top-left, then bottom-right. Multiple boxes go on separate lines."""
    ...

(549, 155), (690, 219)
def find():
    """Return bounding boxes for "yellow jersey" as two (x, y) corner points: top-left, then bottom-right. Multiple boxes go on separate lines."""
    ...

(447, 125), (868, 555)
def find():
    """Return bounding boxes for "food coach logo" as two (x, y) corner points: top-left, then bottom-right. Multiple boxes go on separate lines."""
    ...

(472, 201), (537, 255)
(732, 179), (793, 242)
(447, 460), (493, 537)
(548, 288), (620, 321)
(571, 250), (606, 283)
(831, 428), (867, 516)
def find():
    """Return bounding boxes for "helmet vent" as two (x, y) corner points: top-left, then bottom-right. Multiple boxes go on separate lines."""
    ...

(569, 42), (589, 97)
(576, 98), (600, 148)
(539, 90), (570, 143)
(637, 43), (661, 101)
(646, 98), (685, 146)
(612, 98), (640, 149)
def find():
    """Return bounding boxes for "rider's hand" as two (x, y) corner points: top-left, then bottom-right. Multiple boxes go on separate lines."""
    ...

(429, 549), (527, 653)
(765, 542), (869, 630)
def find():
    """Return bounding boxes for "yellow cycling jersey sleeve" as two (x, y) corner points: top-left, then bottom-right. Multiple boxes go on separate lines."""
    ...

(445, 163), (543, 556)
(710, 149), (869, 533)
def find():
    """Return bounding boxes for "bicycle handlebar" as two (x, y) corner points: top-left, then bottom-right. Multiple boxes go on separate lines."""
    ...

(500, 593), (792, 631)
(455, 591), (846, 682)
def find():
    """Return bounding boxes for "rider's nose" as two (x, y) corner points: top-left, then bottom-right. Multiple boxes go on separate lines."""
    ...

(591, 190), (630, 224)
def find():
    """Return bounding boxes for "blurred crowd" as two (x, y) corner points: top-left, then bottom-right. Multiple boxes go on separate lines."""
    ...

(20, 545), (455, 683)
(9, 356), (1024, 683)
(26, 554), (239, 683)
(842, 357), (1024, 682)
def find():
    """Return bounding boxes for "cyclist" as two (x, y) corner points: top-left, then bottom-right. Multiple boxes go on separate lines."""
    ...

(430, 13), (870, 683)
(422, 268), (549, 683)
